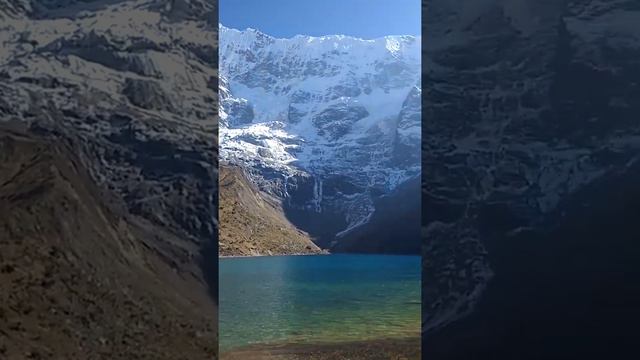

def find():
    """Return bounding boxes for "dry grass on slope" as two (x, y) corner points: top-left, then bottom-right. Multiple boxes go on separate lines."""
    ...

(219, 165), (323, 257)
(0, 125), (217, 360)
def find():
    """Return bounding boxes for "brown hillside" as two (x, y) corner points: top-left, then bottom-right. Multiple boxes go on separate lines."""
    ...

(0, 126), (216, 359)
(219, 165), (323, 257)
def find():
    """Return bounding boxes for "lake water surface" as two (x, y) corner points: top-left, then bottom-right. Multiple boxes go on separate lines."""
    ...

(219, 254), (421, 353)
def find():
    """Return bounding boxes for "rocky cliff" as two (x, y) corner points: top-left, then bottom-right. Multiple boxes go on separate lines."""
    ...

(0, 0), (219, 358)
(422, 0), (640, 355)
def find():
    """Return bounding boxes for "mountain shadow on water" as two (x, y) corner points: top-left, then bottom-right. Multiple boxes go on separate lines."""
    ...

(423, 162), (640, 359)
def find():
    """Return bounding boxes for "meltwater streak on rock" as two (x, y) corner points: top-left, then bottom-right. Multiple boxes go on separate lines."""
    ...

(1, 0), (219, 358)
(422, 0), (640, 357)
(219, 25), (422, 253)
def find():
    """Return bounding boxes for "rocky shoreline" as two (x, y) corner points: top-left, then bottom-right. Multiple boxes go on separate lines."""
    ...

(221, 337), (421, 360)
(219, 252), (329, 259)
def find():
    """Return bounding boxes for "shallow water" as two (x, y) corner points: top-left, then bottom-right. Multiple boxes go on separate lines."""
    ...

(219, 254), (421, 352)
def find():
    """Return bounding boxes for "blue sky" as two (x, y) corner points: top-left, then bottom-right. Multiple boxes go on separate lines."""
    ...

(219, 0), (421, 39)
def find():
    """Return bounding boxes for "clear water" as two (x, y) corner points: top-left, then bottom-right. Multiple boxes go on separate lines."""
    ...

(219, 254), (421, 352)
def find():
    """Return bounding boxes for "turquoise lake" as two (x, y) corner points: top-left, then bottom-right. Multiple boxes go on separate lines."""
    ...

(218, 254), (421, 353)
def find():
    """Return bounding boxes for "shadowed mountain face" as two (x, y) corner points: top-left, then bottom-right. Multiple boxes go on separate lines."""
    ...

(332, 175), (421, 255)
(425, 157), (640, 360)
(0, 0), (219, 358)
(422, 0), (640, 357)
(0, 124), (216, 359)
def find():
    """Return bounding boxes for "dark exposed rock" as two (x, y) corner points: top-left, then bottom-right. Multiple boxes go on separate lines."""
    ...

(223, 98), (254, 126)
(333, 175), (421, 255)
(312, 104), (369, 140)
(394, 84), (421, 167)
(422, 0), (640, 357)
(122, 78), (174, 111)
(287, 104), (306, 124)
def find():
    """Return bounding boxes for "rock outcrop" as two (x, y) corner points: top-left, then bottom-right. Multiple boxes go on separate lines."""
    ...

(422, 0), (640, 356)
(0, 0), (219, 357)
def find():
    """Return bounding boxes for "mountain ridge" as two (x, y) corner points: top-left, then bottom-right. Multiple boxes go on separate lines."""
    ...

(219, 23), (422, 42)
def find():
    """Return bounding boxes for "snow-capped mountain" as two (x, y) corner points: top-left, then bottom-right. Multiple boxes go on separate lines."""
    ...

(219, 25), (421, 246)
